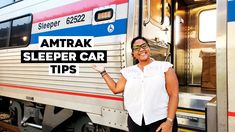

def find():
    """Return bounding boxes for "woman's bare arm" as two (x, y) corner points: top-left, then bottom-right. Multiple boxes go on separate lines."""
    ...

(92, 65), (126, 94)
(165, 68), (179, 120)
(102, 73), (126, 94)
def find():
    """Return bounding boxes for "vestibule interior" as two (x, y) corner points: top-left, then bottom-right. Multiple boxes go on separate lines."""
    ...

(174, 0), (216, 95)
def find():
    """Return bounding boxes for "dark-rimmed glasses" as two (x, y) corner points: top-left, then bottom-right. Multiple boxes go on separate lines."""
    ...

(132, 43), (149, 51)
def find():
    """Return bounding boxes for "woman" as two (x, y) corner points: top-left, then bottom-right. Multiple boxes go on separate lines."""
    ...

(92, 36), (178, 132)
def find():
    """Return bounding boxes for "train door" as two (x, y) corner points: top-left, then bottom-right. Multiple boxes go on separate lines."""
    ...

(141, 0), (217, 131)
(141, 0), (172, 62)
(218, 0), (235, 131)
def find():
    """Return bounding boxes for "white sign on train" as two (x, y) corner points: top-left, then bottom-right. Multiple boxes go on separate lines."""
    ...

(33, 12), (90, 33)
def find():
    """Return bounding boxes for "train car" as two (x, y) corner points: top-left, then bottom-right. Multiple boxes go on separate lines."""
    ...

(0, 0), (234, 132)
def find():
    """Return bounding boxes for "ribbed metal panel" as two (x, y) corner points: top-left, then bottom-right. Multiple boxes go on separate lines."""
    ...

(0, 42), (125, 96)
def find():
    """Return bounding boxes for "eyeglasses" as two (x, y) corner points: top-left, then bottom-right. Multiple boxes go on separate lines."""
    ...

(132, 43), (149, 51)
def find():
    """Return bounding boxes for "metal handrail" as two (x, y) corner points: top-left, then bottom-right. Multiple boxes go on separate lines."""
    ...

(143, 0), (151, 26)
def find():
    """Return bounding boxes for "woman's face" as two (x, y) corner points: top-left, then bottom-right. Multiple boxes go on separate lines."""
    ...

(132, 39), (151, 62)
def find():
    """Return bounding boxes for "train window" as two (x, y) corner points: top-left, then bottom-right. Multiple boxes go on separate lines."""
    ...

(0, 22), (11, 48)
(10, 15), (32, 46)
(0, 0), (21, 8)
(199, 9), (216, 42)
(144, 0), (164, 25)
(92, 5), (116, 25)
(0, 14), (32, 49)
(0, 0), (14, 8)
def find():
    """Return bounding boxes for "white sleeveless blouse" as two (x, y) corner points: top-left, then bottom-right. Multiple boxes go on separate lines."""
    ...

(120, 61), (173, 126)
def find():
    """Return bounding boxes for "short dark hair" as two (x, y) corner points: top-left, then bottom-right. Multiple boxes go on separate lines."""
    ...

(131, 36), (149, 51)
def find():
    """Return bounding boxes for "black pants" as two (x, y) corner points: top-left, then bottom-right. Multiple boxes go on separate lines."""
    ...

(127, 115), (178, 132)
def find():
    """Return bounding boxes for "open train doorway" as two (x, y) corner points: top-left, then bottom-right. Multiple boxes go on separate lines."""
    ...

(141, 0), (217, 131)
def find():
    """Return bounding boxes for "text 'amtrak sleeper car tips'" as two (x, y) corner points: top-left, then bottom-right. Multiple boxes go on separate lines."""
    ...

(21, 36), (107, 76)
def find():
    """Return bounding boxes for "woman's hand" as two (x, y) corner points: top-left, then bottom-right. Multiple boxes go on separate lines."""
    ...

(156, 121), (173, 132)
(91, 64), (105, 73)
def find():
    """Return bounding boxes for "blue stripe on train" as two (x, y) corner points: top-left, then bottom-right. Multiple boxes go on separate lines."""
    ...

(228, 0), (235, 22)
(31, 18), (127, 44)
